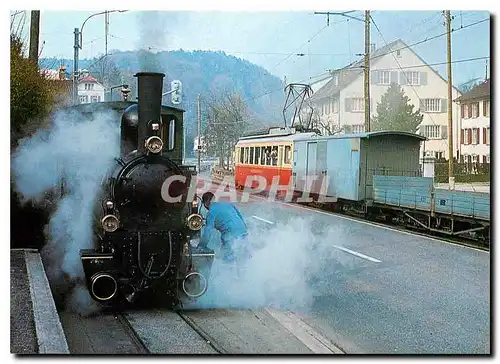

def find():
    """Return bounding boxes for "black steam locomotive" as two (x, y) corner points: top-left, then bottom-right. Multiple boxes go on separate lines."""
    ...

(79, 72), (214, 309)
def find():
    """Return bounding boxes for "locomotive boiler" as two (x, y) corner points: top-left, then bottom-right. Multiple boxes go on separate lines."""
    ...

(79, 72), (214, 309)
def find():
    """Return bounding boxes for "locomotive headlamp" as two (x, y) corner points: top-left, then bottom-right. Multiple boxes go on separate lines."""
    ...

(105, 201), (114, 209)
(186, 213), (203, 231)
(101, 214), (120, 233)
(151, 123), (160, 131)
(145, 136), (163, 153)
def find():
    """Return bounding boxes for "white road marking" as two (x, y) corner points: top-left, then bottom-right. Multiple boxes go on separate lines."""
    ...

(264, 308), (344, 354)
(278, 202), (490, 254)
(332, 245), (382, 263)
(251, 215), (275, 225)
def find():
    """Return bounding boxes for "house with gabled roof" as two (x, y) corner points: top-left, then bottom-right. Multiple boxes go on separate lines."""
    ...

(309, 39), (462, 160)
(77, 71), (105, 104)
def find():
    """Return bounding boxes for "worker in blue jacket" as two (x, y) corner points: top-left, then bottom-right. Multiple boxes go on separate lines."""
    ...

(199, 191), (249, 263)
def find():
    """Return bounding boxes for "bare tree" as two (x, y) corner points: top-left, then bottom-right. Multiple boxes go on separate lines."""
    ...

(310, 109), (344, 135)
(88, 56), (122, 95)
(203, 91), (249, 169)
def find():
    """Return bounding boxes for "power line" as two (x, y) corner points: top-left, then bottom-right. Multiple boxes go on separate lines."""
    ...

(363, 17), (489, 64)
(345, 56), (490, 71)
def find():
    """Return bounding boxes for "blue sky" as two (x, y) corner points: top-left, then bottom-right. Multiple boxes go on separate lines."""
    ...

(11, 10), (490, 86)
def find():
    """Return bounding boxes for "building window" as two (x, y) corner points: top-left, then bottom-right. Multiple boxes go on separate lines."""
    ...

(396, 49), (401, 57)
(424, 99), (441, 113)
(405, 71), (419, 85)
(352, 124), (365, 133)
(379, 71), (390, 85)
(352, 98), (364, 112)
(487, 154), (490, 163)
(332, 98), (338, 113)
(90, 96), (99, 103)
(472, 102), (479, 118)
(483, 100), (490, 117)
(435, 151), (444, 160)
(79, 95), (88, 103)
(472, 128), (480, 145)
(424, 125), (441, 139)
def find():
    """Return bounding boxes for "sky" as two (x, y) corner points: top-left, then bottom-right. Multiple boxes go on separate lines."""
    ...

(10, 9), (490, 87)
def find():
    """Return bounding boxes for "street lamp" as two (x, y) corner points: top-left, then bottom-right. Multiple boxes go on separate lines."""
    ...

(72, 10), (127, 105)
(108, 84), (130, 101)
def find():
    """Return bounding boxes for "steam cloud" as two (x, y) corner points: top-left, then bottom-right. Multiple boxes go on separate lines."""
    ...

(194, 205), (354, 314)
(11, 108), (120, 315)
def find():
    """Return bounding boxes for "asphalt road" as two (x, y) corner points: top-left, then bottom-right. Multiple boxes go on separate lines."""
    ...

(220, 197), (491, 354)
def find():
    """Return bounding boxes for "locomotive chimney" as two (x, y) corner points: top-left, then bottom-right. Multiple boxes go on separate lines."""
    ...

(135, 72), (165, 154)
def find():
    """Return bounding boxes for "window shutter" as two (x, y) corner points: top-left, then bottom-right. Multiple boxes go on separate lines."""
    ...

(468, 129), (472, 144)
(468, 104), (472, 118)
(370, 70), (378, 84)
(483, 155), (487, 164)
(483, 128), (486, 144)
(460, 129), (464, 144)
(420, 99), (425, 112)
(390, 71), (399, 84)
(476, 128), (480, 144)
(441, 126), (448, 139)
(461, 104), (464, 118)
(440, 99), (447, 113)
(400, 72), (407, 85)
(420, 72), (427, 85)
(483, 101), (486, 116)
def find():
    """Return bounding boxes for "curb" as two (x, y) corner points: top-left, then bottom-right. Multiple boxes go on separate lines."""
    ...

(25, 250), (70, 354)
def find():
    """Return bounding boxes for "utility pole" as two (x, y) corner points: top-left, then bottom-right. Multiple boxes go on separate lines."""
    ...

(197, 94), (201, 174)
(364, 10), (371, 132)
(29, 10), (40, 63)
(105, 11), (109, 56)
(314, 10), (369, 131)
(445, 10), (454, 190)
(73, 28), (79, 105)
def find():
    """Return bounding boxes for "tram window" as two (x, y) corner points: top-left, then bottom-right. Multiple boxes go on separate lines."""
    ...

(254, 147), (260, 164)
(271, 146), (278, 166)
(239, 148), (244, 163)
(259, 147), (265, 165)
(244, 147), (249, 164)
(284, 146), (291, 164)
(249, 147), (254, 165)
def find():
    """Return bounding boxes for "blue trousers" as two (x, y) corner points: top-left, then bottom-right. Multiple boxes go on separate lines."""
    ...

(220, 234), (250, 263)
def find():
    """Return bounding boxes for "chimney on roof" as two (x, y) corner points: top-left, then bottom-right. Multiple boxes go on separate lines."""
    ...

(370, 43), (376, 53)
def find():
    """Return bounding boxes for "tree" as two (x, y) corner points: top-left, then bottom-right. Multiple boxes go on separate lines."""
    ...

(10, 33), (58, 149)
(88, 56), (123, 97)
(203, 92), (249, 169)
(371, 83), (423, 133)
(458, 77), (483, 93)
(310, 109), (343, 135)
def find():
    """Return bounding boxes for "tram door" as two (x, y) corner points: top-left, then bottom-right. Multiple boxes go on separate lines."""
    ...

(306, 142), (318, 190)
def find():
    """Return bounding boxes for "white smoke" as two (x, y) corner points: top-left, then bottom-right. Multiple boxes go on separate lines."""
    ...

(11, 107), (120, 315)
(195, 203), (354, 314)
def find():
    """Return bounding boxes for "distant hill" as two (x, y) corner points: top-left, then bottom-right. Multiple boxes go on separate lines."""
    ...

(40, 50), (287, 156)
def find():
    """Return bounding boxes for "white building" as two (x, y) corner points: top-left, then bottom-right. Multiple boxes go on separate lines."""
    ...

(454, 79), (490, 164)
(77, 71), (105, 104)
(309, 39), (462, 160)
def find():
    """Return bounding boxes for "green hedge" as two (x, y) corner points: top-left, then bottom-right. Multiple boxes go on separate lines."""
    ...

(434, 161), (490, 183)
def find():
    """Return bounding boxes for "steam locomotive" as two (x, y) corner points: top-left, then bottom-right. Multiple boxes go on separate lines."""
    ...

(79, 72), (215, 309)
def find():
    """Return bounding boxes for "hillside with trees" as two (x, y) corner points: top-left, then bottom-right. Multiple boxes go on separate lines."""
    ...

(40, 50), (287, 156)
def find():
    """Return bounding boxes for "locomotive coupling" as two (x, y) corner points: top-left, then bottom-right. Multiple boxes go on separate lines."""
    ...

(90, 272), (118, 302)
(187, 214), (203, 231)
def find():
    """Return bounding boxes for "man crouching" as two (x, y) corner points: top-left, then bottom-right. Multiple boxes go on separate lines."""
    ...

(198, 192), (250, 264)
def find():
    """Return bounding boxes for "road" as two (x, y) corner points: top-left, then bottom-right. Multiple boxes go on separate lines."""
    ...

(197, 181), (490, 354)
